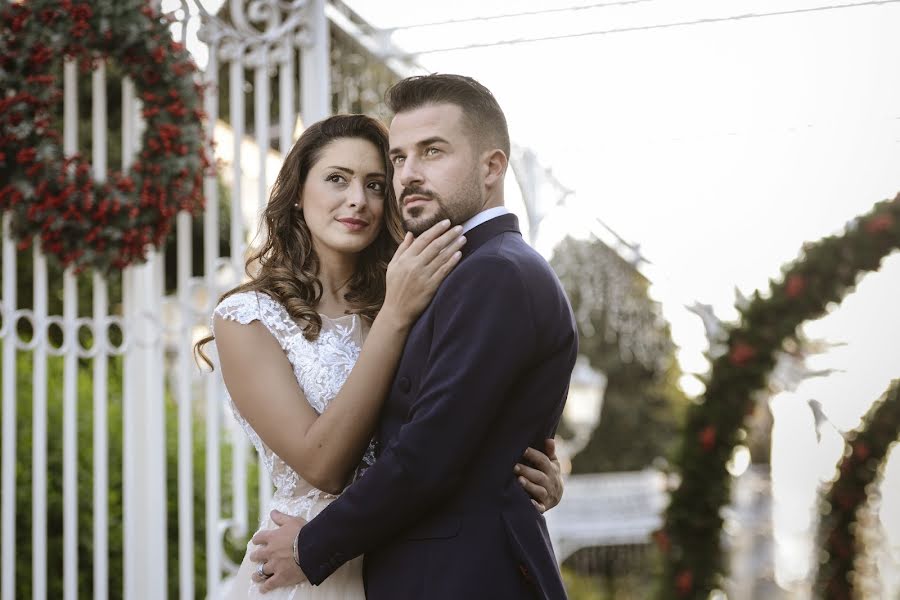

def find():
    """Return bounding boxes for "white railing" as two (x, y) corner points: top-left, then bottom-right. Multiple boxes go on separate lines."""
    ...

(546, 470), (668, 564)
(0, 1), (331, 598)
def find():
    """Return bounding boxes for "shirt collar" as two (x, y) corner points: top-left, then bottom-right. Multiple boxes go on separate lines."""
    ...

(460, 206), (510, 235)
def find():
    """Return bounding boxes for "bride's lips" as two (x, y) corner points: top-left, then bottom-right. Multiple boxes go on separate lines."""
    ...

(337, 217), (369, 232)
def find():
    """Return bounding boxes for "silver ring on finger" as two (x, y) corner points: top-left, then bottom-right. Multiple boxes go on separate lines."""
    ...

(256, 562), (273, 579)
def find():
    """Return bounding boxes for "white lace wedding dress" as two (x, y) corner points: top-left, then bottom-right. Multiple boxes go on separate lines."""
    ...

(212, 291), (373, 600)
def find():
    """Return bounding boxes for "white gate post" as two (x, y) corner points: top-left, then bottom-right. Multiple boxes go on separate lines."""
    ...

(121, 73), (167, 598)
(302, 0), (331, 125)
(122, 253), (168, 599)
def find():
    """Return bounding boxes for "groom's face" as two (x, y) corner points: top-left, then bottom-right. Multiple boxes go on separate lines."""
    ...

(388, 102), (484, 236)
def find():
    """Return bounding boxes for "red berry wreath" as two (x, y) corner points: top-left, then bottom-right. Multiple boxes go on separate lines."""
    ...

(0, 0), (208, 273)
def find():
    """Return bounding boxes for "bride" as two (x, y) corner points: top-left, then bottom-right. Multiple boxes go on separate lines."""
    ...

(196, 114), (562, 599)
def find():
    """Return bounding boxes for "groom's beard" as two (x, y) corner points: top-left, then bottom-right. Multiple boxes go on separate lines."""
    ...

(401, 191), (451, 236)
(400, 179), (482, 237)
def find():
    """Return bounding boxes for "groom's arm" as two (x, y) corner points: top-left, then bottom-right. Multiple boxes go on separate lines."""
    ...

(297, 255), (539, 584)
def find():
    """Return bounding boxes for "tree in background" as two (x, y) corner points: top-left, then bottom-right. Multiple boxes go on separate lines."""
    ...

(551, 236), (687, 473)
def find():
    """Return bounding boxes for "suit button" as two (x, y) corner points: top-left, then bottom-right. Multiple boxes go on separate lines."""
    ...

(519, 564), (533, 583)
(398, 377), (411, 393)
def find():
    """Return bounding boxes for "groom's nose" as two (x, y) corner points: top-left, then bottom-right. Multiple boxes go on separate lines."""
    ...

(397, 157), (424, 188)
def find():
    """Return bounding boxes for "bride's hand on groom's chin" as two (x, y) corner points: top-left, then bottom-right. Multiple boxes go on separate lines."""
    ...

(249, 510), (308, 591)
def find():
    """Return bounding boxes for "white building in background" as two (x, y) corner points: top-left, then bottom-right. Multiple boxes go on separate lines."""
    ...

(558, 355), (607, 465)
(546, 470), (668, 566)
(213, 120), (292, 244)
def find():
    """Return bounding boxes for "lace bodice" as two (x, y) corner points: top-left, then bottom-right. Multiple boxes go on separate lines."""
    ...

(212, 291), (375, 509)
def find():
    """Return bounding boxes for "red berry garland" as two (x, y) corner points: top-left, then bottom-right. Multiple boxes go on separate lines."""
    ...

(0, 0), (208, 273)
(814, 381), (900, 600)
(658, 194), (900, 599)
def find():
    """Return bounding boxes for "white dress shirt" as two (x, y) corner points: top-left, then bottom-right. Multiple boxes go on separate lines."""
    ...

(460, 206), (510, 235)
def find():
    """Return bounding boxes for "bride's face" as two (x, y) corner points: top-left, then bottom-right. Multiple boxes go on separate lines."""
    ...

(300, 137), (387, 257)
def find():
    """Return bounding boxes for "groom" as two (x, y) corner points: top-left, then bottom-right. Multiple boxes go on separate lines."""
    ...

(251, 74), (577, 599)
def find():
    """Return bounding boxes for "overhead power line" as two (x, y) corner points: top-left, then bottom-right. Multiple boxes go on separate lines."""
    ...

(383, 0), (660, 31)
(401, 0), (900, 56)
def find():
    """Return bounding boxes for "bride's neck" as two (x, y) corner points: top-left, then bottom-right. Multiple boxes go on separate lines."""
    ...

(315, 246), (358, 314)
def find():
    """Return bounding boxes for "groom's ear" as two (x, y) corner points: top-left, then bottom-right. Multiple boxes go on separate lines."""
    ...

(482, 148), (508, 187)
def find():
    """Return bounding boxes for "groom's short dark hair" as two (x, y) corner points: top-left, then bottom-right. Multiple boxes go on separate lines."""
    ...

(386, 74), (511, 157)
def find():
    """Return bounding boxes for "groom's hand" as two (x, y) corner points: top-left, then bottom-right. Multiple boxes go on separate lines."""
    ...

(249, 510), (308, 591)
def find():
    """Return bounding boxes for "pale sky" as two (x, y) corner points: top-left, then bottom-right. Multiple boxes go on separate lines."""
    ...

(181, 0), (900, 590)
(345, 0), (900, 589)
(347, 0), (900, 376)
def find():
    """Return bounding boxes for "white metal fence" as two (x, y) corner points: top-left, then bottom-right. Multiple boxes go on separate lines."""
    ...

(0, 1), (332, 598)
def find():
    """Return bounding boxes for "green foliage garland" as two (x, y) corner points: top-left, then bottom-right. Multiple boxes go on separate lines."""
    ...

(813, 380), (900, 600)
(0, 0), (208, 273)
(655, 193), (900, 599)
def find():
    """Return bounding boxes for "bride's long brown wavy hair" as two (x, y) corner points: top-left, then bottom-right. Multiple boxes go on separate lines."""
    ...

(195, 114), (404, 369)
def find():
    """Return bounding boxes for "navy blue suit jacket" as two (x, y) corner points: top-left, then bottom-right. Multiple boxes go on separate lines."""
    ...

(297, 214), (577, 599)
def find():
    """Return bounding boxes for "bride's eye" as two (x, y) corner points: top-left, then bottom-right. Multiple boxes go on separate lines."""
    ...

(326, 173), (347, 184)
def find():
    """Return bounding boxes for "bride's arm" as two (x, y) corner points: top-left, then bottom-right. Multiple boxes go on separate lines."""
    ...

(216, 222), (465, 494)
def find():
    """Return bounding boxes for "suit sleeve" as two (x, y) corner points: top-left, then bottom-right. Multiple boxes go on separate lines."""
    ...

(297, 255), (537, 584)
